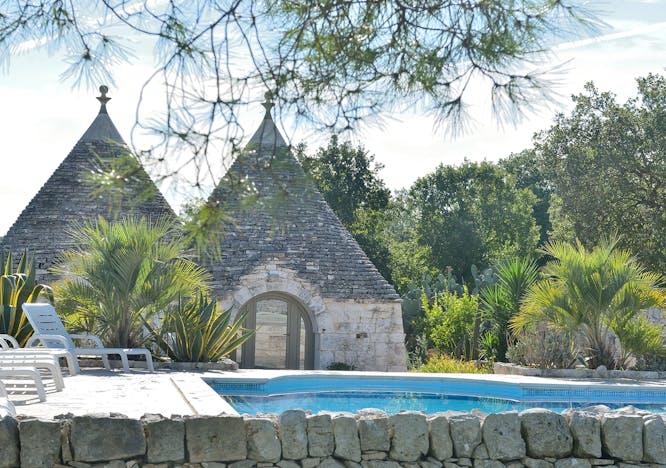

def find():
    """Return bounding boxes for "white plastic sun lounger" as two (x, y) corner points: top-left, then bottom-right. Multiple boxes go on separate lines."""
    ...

(0, 381), (16, 416)
(0, 334), (79, 375)
(23, 303), (155, 372)
(0, 354), (64, 390)
(0, 366), (47, 402)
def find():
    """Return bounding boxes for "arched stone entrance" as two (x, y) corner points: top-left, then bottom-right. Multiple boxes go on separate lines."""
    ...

(237, 292), (315, 370)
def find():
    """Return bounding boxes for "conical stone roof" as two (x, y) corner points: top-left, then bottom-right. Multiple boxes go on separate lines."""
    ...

(0, 86), (175, 279)
(205, 100), (400, 301)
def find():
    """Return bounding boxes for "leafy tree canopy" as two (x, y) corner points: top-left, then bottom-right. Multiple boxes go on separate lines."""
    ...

(410, 161), (540, 278)
(533, 74), (666, 273)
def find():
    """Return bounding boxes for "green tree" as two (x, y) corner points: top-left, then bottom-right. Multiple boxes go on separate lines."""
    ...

(55, 217), (210, 348)
(532, 74), (666, 273)
(423, 288), (479, 360)
(410, 161), (540, 278)
(500, 150), (553, 246)
(512, 238), (665, 369)
(298, 136), (393, 281)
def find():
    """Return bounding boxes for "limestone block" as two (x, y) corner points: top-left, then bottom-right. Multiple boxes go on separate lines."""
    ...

(0, 416), (19, 468)
(643, 415), (666, 463)
(307, 414), (334, 457)
(520, 409), (572, 458)
(19, 418), (62, 467)
(600, 414), (643, 462)
(553, 459), (591, 468)
(70, 415), (146, 463)
(246, 418), (281, 463)
(523, 458), (554, 468)
(358, 411), (391, 452)
(319, 458), (345, 468)
(360, 461), (401, 468)
(567, 412), (601, 459)
(389, 411), (428, 462)
(185, 416), (246, 463)
(278, 410), (308, 460)
(471, 461), (503, 468)
(333, 414), (362, 462)
(428, 415), (453, 461)
(448, 414), (482, 458)
(142, 414), (185, 463)
(481, 412), (525, 461)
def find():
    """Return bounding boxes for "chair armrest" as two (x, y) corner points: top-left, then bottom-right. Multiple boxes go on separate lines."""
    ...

(26, 334), (69, 349)
(69, 334), (105, 348)
(0, 334), (19, 349)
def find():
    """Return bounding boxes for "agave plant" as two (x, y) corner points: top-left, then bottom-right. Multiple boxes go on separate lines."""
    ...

(0, 251), (53, 346)
(147, 295), (254, 363)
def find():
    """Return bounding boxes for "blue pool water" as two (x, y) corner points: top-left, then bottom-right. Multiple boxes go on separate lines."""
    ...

(208, 375), (666, 415)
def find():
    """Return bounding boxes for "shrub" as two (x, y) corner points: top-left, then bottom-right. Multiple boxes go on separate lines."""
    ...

(423, 288), (478, 360)
(506, 327), (577, 369)
(326, 362), (356, 371)
(413, 354), (490, 374)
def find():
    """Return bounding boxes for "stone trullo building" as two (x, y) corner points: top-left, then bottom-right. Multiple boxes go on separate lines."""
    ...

(1, 88), (407, 372)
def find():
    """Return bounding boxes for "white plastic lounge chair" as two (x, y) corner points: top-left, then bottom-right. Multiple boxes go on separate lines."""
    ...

(0, 382), (17, 416)
(23, 303), (155, 372)
(0, 334), (79, 375)
(0, 354), (64, 390)
(0, 366), (47, 402)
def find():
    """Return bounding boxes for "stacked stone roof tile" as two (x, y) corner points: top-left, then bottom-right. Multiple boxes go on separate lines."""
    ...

(0, 89), (175, 278)
(205, 103), (400, 301)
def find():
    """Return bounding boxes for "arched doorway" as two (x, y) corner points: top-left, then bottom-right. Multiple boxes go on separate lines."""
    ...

(238, 292), (315, 369)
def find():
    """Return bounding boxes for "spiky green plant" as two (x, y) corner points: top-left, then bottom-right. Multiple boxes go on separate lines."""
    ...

(54, 217), (211, 348)
(147, 295), (254, 363)
(511, 237), (665, 369)
(480, 257), (539, 361)
(0, 251), (53, 346)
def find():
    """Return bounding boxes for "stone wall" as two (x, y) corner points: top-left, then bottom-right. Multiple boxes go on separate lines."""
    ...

(2, 408), (666, 467)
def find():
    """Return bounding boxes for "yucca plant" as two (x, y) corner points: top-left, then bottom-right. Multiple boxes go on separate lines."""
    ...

(511, 237), (665, 369)
(54, 217), (211, 348)
(480, 257), (539, 361)
(147, 295), (254, 363)
(0, 251), (53, 346)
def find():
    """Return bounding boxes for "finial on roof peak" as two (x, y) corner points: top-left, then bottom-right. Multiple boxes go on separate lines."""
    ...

(261, 90), (274, 117)
(96, 85), (111, 114)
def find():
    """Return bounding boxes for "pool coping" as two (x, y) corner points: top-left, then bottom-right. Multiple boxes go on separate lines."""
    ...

(172, 370), (666, 416)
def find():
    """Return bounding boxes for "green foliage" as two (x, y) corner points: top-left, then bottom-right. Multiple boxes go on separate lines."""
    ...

(55, 217), (211, 348)
(413, 354), (490, 374)
(147, 295), (254, 363)
(512, 237), (665, 369)
(533, 74), (666, 273)
(410, 161), (540, 278)
(326, 362), (356, 371)
(423, 288), (480, 360)
(0, 251), (53, 346)
(480, 257), (539, 361)
(506, 327), (577, 369)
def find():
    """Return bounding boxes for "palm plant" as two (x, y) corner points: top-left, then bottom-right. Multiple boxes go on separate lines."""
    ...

(511, 237), (665, 369)
(0, 251), (53, 346)
(480, 257), (539, 361)
(147, 295), (254, 363)
(54, 217), (211, 348)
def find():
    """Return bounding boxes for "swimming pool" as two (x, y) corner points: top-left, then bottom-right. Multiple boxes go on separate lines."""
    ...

(207, 373), (666, 415)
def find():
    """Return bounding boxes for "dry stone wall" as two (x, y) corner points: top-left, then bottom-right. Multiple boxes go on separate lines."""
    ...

(2, 408), (666, 468)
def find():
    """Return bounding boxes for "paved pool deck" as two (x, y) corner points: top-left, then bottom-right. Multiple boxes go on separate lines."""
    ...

(7, 368), (666, 419)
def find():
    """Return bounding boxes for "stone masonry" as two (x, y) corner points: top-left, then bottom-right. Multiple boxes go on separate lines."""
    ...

(2, 408), (666, 467)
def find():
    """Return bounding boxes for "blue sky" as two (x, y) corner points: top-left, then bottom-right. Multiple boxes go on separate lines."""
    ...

(1, 0), (666, 235)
